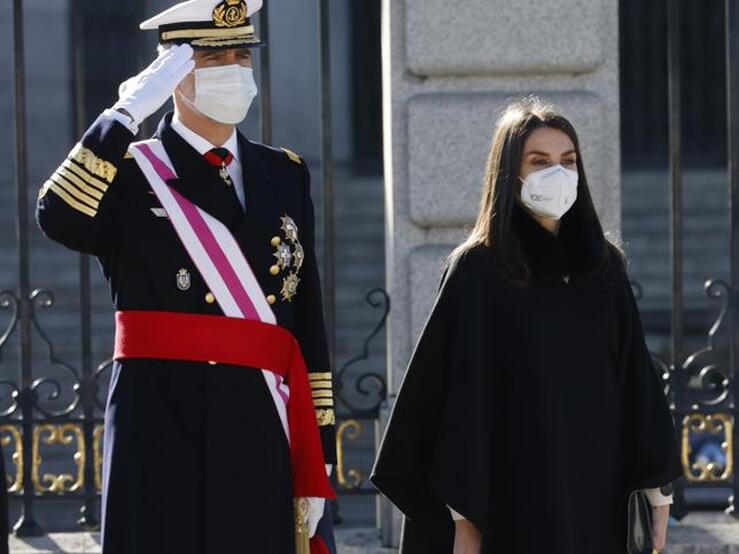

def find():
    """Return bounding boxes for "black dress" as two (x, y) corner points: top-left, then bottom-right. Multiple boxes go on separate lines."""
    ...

(371, 204), (681, 554)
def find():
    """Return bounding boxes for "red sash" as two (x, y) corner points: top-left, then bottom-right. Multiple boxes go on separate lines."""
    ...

(114, 310), (335, 500)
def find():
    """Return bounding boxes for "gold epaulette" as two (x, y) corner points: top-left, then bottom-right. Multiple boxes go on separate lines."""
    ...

(280, 147), (302, 165)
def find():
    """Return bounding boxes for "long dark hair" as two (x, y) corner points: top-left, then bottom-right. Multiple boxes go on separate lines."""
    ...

(452, 97), (620, 287)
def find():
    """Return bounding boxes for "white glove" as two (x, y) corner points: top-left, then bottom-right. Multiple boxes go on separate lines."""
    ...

(113, 44), (195, 125)
(306, 497), (325, 538)
(301, 466), (333, 537)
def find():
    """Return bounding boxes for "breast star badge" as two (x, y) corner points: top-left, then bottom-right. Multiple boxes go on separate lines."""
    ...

(270, 214), (304, 301)
(281, 272), (300, 302)
(280, 215), (299, 243)
(273, 242), (293, 270)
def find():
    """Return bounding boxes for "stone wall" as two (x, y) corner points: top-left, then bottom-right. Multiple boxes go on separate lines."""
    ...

(381, 0), (621, 545)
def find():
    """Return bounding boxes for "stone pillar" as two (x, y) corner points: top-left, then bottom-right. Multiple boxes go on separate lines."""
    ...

(380, 0), (621, 546)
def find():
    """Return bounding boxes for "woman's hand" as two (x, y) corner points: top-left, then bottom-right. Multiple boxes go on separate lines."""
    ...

(651, 504), (670, 551)
(453, 519), (482, 554)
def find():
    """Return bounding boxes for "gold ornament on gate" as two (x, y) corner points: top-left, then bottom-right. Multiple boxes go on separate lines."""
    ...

(212, 0), (247, 28)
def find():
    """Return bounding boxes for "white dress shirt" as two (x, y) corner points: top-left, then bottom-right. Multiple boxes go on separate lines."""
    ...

(171, 115), (246, 210)
(108, 108), (246, 210)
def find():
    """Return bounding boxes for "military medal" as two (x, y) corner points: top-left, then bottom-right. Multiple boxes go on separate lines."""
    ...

(269, 215), (305, 302)
(281, 272), (300, 302)
(176, 268), (191, 291)
(219, 164), (232, 186)
(280, 215), (299, 242)
(292, 242), (305, 271)
(274, 242), (293, 269)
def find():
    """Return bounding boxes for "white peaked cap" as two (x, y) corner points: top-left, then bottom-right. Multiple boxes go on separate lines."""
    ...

(140, 0), (263, 30)
(139, 0), (264, 49)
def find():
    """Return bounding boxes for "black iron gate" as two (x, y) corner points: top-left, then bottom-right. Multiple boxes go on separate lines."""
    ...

(628, 0), (739, 519)
(4, 0), (388, 535)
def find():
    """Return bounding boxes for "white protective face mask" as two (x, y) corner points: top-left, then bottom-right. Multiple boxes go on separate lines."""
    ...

(190, 64), (257, 124)
(520, 164), (579, 220)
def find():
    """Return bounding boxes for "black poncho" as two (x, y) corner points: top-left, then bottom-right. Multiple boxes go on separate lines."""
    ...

(371, 205), (681, 553)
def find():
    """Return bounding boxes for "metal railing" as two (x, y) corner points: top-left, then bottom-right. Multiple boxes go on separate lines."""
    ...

(4, 0), (388, 535)
(643, 0), (739, 519)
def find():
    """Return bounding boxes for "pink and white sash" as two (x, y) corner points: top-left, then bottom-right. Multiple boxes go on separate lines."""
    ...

(129, 139), (290, 439)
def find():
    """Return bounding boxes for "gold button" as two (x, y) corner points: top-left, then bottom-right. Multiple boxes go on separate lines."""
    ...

(205, 292), (215, 304)
(266, 294), (276, 305)
(270, 265), (280, 276)
(208, 361), (217, 366)
(271, 236), (281, 247)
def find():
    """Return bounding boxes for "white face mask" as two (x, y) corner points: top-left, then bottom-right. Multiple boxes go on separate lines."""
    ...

(520, 164), (579, 220)
(188, 64), (257, 124)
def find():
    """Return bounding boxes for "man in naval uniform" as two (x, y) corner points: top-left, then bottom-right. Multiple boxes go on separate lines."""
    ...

(36, 1), (337, 552)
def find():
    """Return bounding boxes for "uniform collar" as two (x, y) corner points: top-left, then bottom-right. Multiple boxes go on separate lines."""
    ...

(171, 114), (240, 163)
(154, 112), (243, 229)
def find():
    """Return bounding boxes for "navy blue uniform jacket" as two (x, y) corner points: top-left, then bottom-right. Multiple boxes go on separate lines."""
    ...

(36, 111), (337, 554)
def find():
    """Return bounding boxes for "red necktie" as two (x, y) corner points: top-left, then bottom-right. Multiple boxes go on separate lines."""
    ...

(203, 148), (234, 186)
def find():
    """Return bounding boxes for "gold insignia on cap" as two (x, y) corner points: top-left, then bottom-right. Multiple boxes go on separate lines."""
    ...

(213, 0), (248, 28)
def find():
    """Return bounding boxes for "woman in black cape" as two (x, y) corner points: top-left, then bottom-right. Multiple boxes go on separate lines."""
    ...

(371, 98), (681, 554)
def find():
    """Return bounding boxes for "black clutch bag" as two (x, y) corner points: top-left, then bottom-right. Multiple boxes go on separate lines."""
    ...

(626, 490), (653, 553)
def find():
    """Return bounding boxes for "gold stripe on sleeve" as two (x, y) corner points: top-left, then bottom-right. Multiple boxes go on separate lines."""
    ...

(69, 143), (117, 183)
(309, 380), (333, 390)
(46, 181), (97, 217)
(63, 160), (109, 193)
(313, 399), (334, 408)
(50, 175), (100, 209)
(311, 390), (333, 399)
(38, 181), (52, 199)
(56, 167), (104, 200)
(309, 372), (332, 381)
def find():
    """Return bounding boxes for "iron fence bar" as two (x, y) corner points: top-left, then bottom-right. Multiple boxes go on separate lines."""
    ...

(69, 0), (98, 530)
(667, 0), (689, 519)
(258, 2), (272, 145)
(318, 0), (336, 367)
(725, 0), (739, 520)
(11, 0), (42, 536)
(136, 0), (151, 139)
(668, 0), (684, 393)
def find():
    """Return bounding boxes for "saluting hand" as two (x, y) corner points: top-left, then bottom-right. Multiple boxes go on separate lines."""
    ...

(113, 44), (195, 126)
(651, 504), (669, 552)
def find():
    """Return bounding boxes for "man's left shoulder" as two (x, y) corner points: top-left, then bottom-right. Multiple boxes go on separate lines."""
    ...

(250, 141), (305, 172)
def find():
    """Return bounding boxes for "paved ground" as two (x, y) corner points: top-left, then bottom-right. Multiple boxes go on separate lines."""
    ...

(6, 512), (739, 553)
